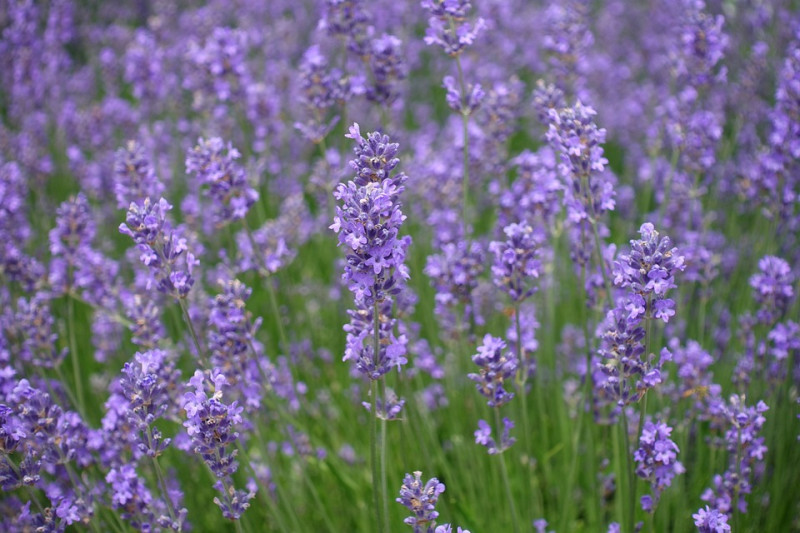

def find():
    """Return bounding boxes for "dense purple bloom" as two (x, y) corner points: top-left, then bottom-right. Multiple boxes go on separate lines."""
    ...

(634, 420), (685, 511)
(186, 138), (259, 226)
(422, 0), (486, 56)
(319, 0), (372, 56)
(532, 80), (566, 128)
(546, 101), (615, 223)
(489, 222), (542, 302)
(11, 295), (66, 368)
(332, 124), (411, 381)
(367, 34), (406, 106)
(749, 255), (794, 324)
(113, 140), (164, 210)
(597, 223), (683, 407)
(396, 471), (445, 532)
(542, 2), (594, 100)
(182, 369), (255, 520)
(119, 197), (198, 299)
(468, 334), (517, 407)
(424, 240), (485, 340)
(693, 506), (731, 532)
(185, 27), (250, 106)
(612, 223), (686, 324)
(119, 349), (181, 458)
(49, 193), (95, 292)
(206, 279), (265, 410)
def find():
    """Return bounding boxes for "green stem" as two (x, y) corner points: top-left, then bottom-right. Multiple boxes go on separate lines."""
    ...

(151, 455), (180, 530)
(266, 278), (290, 353)
(379, 379), (390, 533)
(455, 55), (471, 239)
(178, 298), (205, 364)
(620, 407), (635, 533)
(370, 379), (384, 533)
(66, 293), (86, 417)
(494, 408), (521, 533)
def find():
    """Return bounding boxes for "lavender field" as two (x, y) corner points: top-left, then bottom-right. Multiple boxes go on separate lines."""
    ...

(1, 0), (800, 531)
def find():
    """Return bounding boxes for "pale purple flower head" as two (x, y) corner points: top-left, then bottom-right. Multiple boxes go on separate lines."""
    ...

(489, 222), (543, 302)
(693, 506), (731, 532)
(113, 140), (164, 209)
(613, 223), (685, 325)
(749, 256), (794, 324)
(186, 138), (259, 226)
(422, 0), (486, 56)
(397, 471), (445, 532)
(468, 334), (517, 407)
(634, 420), (685, 511)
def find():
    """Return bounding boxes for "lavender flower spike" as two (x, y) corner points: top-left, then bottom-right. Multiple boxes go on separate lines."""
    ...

(397, 471), (446, 532)
(332, 123), (411, 381)
(468, 334), (518, 407)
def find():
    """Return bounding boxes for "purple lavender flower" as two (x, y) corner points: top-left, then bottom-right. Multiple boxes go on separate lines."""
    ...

(207, 279), (265, 410)
(186, 138), (259, 226)
(119, 349), (181, 458)
(634, 420), (685, 512)
(468, 334), (517, 407)
(396, 471), (445, 532)
(749, 255), (794, 324)
(367, 34), (407, 106)
(532, 80), (566, 128)
(106, 464), (161, 530)
(443, 76), (485, 116)
(332, 124), (411, 381)
(422, 0), (486, 56)
(701, 396), (768, 517)
(119, 197), (197, 299)
(319, 0), (372, 56)
(693, 506), (731, 532)
(185, 27), (250, 105)
(597, 223), (683, 407)
(489, 222), (542, 303)
(113, 140), (164, 210)
(49, 193), (95, 292)
(542, 2), (594, 100)
(474, 417), (516, 455)
(182, 369), (255, 520)
(612, 223), (686, 325)
(11, 295), (66, 368)
(424, 240), (485, 340)
(546, 101), (615, 223)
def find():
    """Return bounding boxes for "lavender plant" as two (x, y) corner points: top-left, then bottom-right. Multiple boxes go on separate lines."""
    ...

(0, 2), (798, 532)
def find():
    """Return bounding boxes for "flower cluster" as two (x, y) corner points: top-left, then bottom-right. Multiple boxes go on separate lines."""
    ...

(749, 255), (794, 324)
(598, 223), (684, 407)
(182, 369), (255, 520)
(119, 349), (181, 458)
(468, 334), (518, 407)
(634, 420), (685, 512)
(546, 100), (615, 223)
(49, 193), (95, 292)
(701, 396), (768, 518)
(421, 0), (486, 56)
(332, 124), (411, 381)
(185, 137), (259, 226)
(693, 506), (731, 533)
(119, 197), (197, 299)
(396, 471), (446, 532)
(489, 222), (543, 303)
(113, 140), (164, 209)
(474, 417), (516, 455)
(613, 223), (686, 324)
